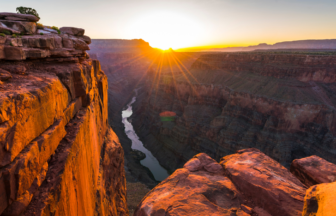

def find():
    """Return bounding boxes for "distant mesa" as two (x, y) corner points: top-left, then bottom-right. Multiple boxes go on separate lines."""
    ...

(207, 39), (336, 52)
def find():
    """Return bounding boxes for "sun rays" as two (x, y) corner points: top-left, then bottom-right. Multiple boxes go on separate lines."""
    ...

(103, 48), (203, 108)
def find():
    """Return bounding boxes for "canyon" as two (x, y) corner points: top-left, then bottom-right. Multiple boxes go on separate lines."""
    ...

(1, 11), (336, 216)
(132, 52), (336, 173)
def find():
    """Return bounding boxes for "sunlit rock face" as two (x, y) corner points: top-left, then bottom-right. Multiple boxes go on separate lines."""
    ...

(0, 14), (128, 216)
(134, 149), (307, 216)
(131, 52), (336, 172)
(291, 155), (336, 187)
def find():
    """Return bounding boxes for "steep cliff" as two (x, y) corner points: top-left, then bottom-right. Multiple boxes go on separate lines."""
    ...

(132, 52), (336, 173)
(0, 13), (127, 216)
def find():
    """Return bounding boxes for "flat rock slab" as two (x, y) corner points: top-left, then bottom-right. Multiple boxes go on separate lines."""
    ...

(291, 155), (336, 187)
(60, 27), (85, 36)
(220, 148), (307, 216)
(0, 13), (39, 22)
(0, 20), (36, 34)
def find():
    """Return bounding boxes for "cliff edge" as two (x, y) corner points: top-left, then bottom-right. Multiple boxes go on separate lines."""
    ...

(0, 12), (127, 216)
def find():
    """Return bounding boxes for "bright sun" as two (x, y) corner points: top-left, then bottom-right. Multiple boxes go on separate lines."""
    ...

(127, 11), (206, 50)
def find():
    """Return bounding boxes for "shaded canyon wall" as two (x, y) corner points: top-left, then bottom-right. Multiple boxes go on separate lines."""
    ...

(132, 53), (336, 172)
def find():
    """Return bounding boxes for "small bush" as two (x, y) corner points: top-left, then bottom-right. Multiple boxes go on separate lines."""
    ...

(10, 42), (14, 46)
(37, 23), (44, 29)
(0, 33), (5, 37)
(16, 6), (40, 19)
(40, 32), (44, 35)
(2, 30), (11, 35)
(57, 30), (61, 34)
(12, 34), (17, 38)
(51, 26), (59, 31)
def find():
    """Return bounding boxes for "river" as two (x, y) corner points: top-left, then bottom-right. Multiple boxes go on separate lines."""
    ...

(121, 93), (169, 182)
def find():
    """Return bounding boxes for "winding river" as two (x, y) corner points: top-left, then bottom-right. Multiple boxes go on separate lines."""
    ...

(122, 92), (169, 182)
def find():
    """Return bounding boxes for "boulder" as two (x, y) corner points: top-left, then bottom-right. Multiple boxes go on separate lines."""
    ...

(220, 148), (307, 216)
(0, 68), (11, 81)
(302, 181), (336, 216)
(60, 27), (85, 36)
(291, 155), (336, 187)
(0, 13), (39, 22)
(134, 153), (251, 216)
(0, 20), (36, 35)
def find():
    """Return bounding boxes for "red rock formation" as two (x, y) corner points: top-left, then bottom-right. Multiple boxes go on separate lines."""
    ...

(0, 13), (127, 216)
(134, 153), (249, 216)
(291, 155), (336, 187)
(221, 148), (307, 216)
(135, 149), (307, 216)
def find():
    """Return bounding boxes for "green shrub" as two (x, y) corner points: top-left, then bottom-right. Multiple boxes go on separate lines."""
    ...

(40, 32), (44, 35)
(51, 26), (59, 31)
(37, 23), (44, 29)
(16, 6), (40, 19)
(12, 34), (17, 38)
(2, 30), (11, 35)
(10, 42), (14, 46)
(0, 33), (5, 37)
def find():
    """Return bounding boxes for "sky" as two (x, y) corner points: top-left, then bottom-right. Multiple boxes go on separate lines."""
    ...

(1, 0), (336, 50)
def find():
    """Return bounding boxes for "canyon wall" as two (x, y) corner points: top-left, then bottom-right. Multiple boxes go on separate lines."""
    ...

(132, 52), (336, 172)
(0, 14), (127, 216)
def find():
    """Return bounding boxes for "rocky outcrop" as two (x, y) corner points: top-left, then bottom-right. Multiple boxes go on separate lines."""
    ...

(135, 149), (307, 216)
(0, 17), (127, 215)
(132, 52), (336, 173)
(291, 155), (336, 187)
(0, 13), (91, 61)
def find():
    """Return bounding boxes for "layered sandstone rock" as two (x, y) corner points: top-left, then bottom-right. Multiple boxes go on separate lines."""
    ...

(135, 149), (307, 216)
(132, 52), (336, 172)
(0, 13), (91, 61)
(291, 155), (336, 187)
(0, 19), (127, 215)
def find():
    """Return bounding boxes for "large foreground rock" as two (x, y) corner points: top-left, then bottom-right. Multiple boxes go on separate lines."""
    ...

(221, 148), (307, 216)
(135, 149), (308, 216)
(134, 153), (249, 216)
(290, 155), (336, 187)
